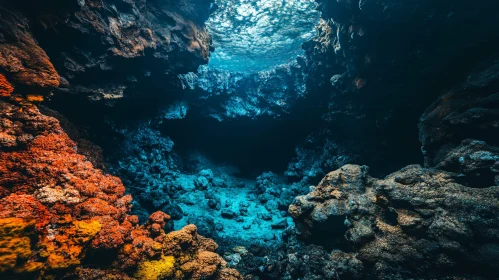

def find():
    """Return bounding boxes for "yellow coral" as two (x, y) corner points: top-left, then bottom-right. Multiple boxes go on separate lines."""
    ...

(73, 220), (102, 242)
(0, 254), (17, 272)
(135, 255), (175, 280)
(0, 218), (35, 273)
(0, 218), (35, 236)
(0, 237), (31, 259)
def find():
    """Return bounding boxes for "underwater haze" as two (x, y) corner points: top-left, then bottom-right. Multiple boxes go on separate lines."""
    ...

(1, 0), (499, 279)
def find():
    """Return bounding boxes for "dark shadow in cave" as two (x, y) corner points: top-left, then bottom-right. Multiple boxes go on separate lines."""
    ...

(160, 109), (323, 179)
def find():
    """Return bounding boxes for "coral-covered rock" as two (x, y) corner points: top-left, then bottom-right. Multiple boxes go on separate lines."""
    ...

(0, 100), (241, 279)
(117, 223), (242, 280)
(289, 164), (499, 279)
(0, 217), (39, 273)
(69, 267), (133, 280)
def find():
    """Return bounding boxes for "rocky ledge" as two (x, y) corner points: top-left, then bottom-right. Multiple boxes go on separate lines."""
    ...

(288, 164), (498, 279)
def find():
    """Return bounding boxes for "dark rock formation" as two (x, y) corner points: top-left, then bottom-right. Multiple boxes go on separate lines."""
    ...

(108, 125), (182, 222)
(179, 58), (310, 120)
(285, 129), (359, 184)
(420, 59), (499, 168)
(0, 0), (213, 122)
(289, 164), (499, 279)
(231, 241), (365, 280)
(0, 6), (59, 92)
(434, 139), (499, 188)
(293, 0), (499, 178)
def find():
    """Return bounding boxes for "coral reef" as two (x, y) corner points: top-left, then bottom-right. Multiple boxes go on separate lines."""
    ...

(0, 100), (241, 279)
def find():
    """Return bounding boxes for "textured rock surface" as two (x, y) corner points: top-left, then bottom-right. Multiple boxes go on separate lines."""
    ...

(434, 139), (499, 188)
(289, 164), (499, 279)
(285, 129), (358, 183)
(180, 59), (310, 120)
(0, 6), (60, 91)
(108, 125), (182, 221)
(2, 0), (212, 106)
(420, 59), (499, 168)
(108, 127), (297, 250)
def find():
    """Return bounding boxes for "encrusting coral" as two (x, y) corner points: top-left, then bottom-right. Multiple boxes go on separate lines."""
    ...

(0, 74), (14, 98)
(0, 99), (242, 279)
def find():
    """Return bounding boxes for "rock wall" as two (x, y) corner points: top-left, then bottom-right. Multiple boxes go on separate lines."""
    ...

(420, 59), (499, 167)
(291, 0), (499, 178)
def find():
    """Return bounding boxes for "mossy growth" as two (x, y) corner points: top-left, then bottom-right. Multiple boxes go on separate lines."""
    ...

(135, 255), (176, 280)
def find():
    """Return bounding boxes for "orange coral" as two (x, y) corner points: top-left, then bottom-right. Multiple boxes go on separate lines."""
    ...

(0, 74), (14, 97)
(39, 219), (102, 270)
(25, 95), (44, 102)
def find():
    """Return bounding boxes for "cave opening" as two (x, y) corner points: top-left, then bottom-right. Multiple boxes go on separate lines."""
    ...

(154, 0), (325, 246)
(161, 0), (323, 179)
(41, 0), (330, 251)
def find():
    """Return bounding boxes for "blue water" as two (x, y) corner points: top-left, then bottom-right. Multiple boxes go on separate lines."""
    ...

(206, 0), (320, 73)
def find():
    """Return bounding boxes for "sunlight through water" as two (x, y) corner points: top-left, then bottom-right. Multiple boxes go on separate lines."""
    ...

(206, 0), (320, 73)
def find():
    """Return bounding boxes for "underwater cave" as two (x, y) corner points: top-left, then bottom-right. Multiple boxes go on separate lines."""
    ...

(1, 0), (499, 279)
